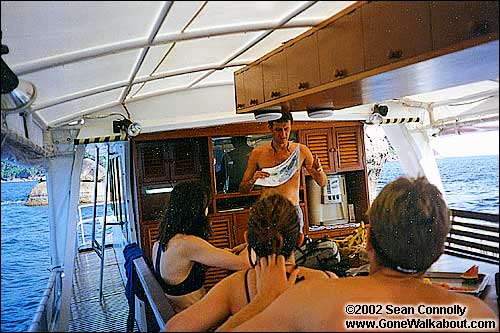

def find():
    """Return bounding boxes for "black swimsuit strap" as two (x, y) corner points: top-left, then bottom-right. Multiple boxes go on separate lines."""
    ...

(244, 269), (251, 304)
(244, 268), (304, 305)
(155, 243), (163, 277)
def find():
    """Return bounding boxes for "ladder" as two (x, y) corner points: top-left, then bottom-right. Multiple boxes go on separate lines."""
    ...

(90, 145), (126, 299)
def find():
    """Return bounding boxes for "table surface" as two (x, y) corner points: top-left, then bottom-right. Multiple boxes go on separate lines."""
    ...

(428, 254), (499, 317)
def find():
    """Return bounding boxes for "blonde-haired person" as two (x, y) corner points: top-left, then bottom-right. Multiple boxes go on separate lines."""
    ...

(218, 177), (498, 332)
(164, 193), (337, 332)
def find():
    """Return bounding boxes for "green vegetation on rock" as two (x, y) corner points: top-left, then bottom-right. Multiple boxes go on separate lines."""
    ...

(1, 161), (45, 181)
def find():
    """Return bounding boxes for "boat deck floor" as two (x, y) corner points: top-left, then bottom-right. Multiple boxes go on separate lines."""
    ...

(68, 247), (138, 332)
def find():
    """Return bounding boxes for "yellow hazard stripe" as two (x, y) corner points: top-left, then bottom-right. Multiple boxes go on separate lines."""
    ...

(73, 134), (127, 145)
(380, 117), (420, 124)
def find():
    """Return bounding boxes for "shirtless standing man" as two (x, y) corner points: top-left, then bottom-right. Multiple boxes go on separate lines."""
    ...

(239, 111), (327, 233)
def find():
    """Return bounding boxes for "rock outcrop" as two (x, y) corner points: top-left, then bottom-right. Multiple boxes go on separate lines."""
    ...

(25, 158), (107, 206)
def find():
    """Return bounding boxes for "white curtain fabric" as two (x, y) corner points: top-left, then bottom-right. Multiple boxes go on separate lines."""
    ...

(46, 145), (85, 331)
(383, 124), (445, 197)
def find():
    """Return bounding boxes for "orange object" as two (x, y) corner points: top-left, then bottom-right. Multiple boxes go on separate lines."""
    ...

(460, 265), (479, 280)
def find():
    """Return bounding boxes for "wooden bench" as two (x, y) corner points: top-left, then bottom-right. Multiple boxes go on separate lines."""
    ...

(133, 257), (175, 331)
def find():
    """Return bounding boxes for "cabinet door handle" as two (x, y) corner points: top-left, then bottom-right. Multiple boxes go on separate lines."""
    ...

(334, 69), (346, 78)
(237, 103), (245, 108)
(249, 99), (259, 105)
(270, 91), (281, 98)
(298, 81), (309, 89)
(469, 20), (490, 37)
(329, 147), (336, 152)
(388, 49), (403, 60)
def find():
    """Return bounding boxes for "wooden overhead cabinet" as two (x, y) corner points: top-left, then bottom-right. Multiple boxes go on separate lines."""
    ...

(286, 32), (321, 94)
(430, 1), (500, 50)
(318, 8), (364, 84)
(262, 50), (288, 102)
(234, 70), (246, 110)
(361, 1), (432, 70)
(244, 64), (264, 107)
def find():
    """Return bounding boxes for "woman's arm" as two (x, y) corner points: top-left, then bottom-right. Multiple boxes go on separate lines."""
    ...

(185, 236), (250, 271)
(165, 274), (237, 332)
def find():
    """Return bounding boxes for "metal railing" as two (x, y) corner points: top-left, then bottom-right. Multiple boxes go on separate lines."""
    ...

(28, 267), (63, 332)
(77, 203), (117, 249)
(445, 209), (499, 265)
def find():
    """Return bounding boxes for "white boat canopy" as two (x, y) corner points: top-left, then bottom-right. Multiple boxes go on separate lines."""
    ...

(1, 1), (498, 163)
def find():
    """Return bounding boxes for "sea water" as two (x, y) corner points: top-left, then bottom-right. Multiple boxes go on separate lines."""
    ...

(1, 155), (499, 331)
(377, 155), (499, 214)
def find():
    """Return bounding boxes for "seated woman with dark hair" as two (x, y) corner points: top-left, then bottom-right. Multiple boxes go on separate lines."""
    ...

(152, 180), (250, 313)
(164, 193), (337, 331)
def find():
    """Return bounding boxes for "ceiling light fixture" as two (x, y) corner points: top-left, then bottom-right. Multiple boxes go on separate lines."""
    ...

(113, 117), (142, 137)
(365, 104), (389, 125)
(1, 35), (37, 114)
(254, 109), (282, 121)
(307, 107), (334, 119)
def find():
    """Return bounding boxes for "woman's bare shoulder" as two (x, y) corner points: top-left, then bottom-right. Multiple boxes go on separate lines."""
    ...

(299, 267), (338, 280)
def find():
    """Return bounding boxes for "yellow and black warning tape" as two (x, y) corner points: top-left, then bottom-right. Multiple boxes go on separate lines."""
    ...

(74, 133), (127, 145)
(380, 117), (420, 124)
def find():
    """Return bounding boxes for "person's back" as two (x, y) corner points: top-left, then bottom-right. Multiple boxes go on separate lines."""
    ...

(152, 180), (249, 313)
(285, 272), (496, 331)
(217, 177), (498, 332)
(164, 194), (337, 332)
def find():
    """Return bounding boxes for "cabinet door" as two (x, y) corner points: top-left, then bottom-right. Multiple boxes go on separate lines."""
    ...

(141, 221), (160, 259)
(300, 128), (335, 173)
(234, 71), (246, 110)
(204, 215), (233, 290)
(262, 50), (288, 102)
(318, 8), (364, 84)
(169, 139), (201, 180)
(332, 126), (365, 172)
(140, 192), (169, 222)
(233, 211), (249, 246)
(286, 32), (321, 94)
(361, 1), (432, 70)
(430, 1), (499, 50)
(137, 142), (170, 183)
(244, 64), (264, 107)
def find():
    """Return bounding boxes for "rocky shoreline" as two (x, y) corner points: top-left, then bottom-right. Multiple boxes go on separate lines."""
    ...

(24, 180), (106, 206)
(8, 158), (108, 206)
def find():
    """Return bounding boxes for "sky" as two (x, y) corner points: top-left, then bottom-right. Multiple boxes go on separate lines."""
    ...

(430, 130), (499, 157)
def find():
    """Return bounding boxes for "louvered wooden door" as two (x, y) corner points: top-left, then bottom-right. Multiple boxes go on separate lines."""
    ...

(204, 215), (234, 291)
(169, 139), (201, 180)
(141, 221), (160, 259)
(332, 126), (364, 172)
(300, 128), (335, 173)
(137, 142), (171, 184)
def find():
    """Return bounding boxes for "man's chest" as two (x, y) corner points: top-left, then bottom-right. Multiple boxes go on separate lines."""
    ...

(257, 146), (304, 169)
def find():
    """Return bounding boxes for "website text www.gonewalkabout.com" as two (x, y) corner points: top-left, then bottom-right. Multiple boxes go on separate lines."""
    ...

(343, 304), (497, 331)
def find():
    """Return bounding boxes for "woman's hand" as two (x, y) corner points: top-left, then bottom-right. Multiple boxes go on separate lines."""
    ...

(254, 254), (299, 302)
(226, 242), (247, 255)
